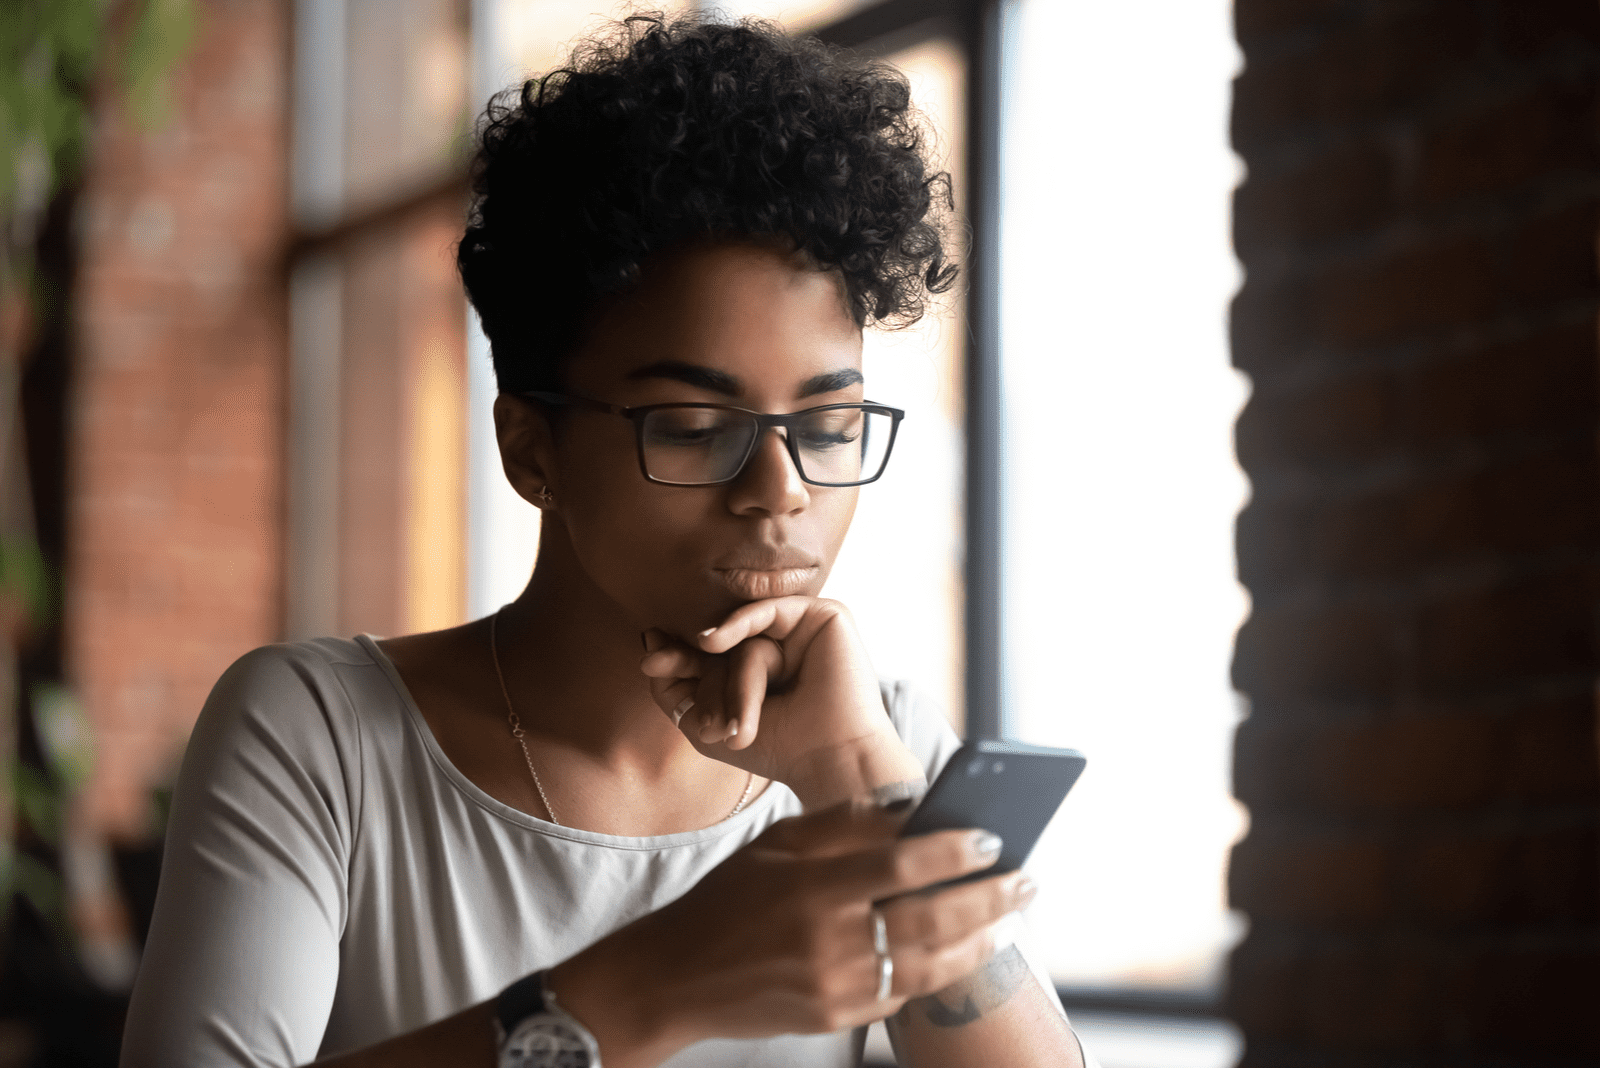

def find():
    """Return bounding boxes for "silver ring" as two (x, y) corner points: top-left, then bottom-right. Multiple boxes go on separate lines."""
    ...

(871, 908), (893, 1000)
(671, 696), (694, 726)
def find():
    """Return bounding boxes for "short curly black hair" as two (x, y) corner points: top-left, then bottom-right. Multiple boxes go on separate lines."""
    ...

(457, 13), (957, 394)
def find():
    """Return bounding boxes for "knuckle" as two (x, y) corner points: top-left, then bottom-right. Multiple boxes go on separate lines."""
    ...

(886, 847), (921, 887)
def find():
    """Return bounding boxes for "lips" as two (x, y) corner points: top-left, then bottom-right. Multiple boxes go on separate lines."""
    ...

(712, 546), (821, 600)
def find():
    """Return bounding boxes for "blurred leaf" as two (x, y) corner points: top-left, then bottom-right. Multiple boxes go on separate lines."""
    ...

(31, 683), (93, 793)
(0, 532), (49, 628)
(1, 842), (70, 940)
(13, 762), (62, 845)
(0, 0), (197, 226)
(122, 0), (198, 129)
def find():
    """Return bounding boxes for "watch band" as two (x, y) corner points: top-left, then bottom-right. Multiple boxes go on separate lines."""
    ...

(496, 970), (551, 1037)
(495, 970), (603, 1068)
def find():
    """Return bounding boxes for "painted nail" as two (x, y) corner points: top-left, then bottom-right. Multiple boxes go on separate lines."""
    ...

(698, 627), (717, 638)
(726, 720), (739, 738)
(671, 696), (694, 726)
(971, 832), (1003, 862)
(1012, 874), (1037, 908)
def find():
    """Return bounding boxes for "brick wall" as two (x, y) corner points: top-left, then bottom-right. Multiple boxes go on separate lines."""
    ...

(70, 1), (289, 838)
(1227, 2), (1600, 1063)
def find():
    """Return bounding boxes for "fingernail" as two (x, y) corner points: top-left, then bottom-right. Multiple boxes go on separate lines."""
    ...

(698, 627), (716, 638)
(1012, 874), (1037, 908)
(971, 832), (1003, 862)
(726, 720), (739, 738)
(671, 696), (694, 726)
(880, 797), (916, 814)
(643, 630), (664, 653)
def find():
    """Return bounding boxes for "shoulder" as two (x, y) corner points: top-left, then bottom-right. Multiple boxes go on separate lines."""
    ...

(178, 638), (381, 815)
(193, 638), (373, 745)
(879, 679), (965, 785)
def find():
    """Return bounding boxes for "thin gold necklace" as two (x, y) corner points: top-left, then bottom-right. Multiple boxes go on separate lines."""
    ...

(488, 610), (755, 827)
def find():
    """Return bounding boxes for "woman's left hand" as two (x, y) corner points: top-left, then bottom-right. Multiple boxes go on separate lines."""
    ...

(640, 597), (922, 804)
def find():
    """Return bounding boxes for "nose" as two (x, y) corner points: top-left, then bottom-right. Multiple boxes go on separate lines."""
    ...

(726, 427), (809, 516)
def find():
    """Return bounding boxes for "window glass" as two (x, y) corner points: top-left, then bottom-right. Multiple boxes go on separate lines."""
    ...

(824, 36), (968, 732)
(1000, 0), (1248, 990)
(701, 0), (876, 34)
(344, 0), (470, 206)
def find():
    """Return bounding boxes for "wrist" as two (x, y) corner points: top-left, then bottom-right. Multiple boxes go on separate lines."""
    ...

(548, 919), (689, 1068)
(786, 732), (925, 810)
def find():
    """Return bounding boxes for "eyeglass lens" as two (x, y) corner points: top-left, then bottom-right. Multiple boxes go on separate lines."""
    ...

(640, 407), (892, 486)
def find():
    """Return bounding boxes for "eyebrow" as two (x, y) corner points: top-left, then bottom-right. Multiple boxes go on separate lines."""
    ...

(625, 361), (864, 399)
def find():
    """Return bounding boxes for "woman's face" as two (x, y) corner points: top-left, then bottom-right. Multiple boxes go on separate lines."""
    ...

(537, 240), (866, 638)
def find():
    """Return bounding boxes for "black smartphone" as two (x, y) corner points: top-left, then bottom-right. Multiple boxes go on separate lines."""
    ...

(898, 740), (1087, 887)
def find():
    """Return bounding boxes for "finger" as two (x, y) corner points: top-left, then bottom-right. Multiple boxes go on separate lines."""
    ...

(889, 925), (999, 1001)
(814, 828), (1004, 903)
(756, 798), (904, 857)
(880, 870), (1035, 953)
(721, 638), (783, 750)
(640, 629), (705, 681)
(692, 656), (735, 744)
(698, 596), (841, 654)
(648, 674), (699, 729)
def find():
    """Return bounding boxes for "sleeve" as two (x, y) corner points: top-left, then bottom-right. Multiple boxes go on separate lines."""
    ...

(120, 644), (362, 1068)
(880, 680), (1105, 1068)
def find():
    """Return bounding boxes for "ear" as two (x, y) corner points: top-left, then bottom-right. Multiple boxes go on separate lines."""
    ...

(494, 394), (558, 509)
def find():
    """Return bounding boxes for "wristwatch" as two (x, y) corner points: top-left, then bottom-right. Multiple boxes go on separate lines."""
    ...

(495, 970), (603, 1068)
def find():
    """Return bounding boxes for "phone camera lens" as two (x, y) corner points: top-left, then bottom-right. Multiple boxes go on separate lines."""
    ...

(992, 761), (1005, 774)
(966, 757), (985, 777)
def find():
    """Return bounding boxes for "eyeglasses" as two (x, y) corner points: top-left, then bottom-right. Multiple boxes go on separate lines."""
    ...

(525, 392), (905, 487)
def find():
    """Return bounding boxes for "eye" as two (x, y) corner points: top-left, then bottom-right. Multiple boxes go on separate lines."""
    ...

(796, 412), (863, 450)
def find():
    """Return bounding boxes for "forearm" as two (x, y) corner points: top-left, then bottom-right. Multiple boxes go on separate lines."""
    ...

(787, 732), (927, 810)
(888, 946), (1082, 1068)
(313, 932), (680, 1068)
(313, 1002), (498, 1068)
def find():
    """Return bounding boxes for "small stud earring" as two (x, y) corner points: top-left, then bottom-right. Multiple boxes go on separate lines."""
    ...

(534, 486), (554, 506)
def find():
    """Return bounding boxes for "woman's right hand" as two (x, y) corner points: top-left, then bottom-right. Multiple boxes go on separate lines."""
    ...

(547, 800), (1037, 1068)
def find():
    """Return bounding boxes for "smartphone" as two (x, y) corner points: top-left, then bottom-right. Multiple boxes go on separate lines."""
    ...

(898, 740), (1087, 887)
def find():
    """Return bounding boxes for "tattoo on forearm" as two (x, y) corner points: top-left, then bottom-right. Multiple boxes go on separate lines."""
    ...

(906, 946), (1032, 1028)
(871, 780), (926, 811)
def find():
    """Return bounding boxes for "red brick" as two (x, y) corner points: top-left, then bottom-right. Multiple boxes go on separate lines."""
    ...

(1235, 714), (1495, 812)
(1499, 695), (1600, 803)
(1315, 237), (1498, 345)
(1235, 494), (1319, 592)
(1300, 442), (1600, 581)
(1233, 0), (1347, 52)
(1235, 138), (1396, 255)
(1234, 601), (1400, 702)
(1415, 569), (1599, 692)
(1489, 0), (1600, 60)
(1407, 321), (1595, 446)
(1231, 275), (1313, 371)
(1233, 8), (1483, 148)
(1503, 197), (1600, 311)
(1457, 948), (1600, 1053)
(1237, 372), (1395, 470)
(1416, 78), (1599, 205)
(69, 0), (289, 838)
(1237, 696), (1600, 812)
(1402, 827), (1599, 926)
(1227, 934), (1309, 1039)
(1230, 830), (1392, 923)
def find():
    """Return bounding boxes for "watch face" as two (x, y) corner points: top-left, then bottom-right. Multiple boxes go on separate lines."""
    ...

(503, 1016), (594, 1068)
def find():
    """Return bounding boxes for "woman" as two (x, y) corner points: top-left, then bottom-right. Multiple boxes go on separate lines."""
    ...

(121, 14), (1090, 1068)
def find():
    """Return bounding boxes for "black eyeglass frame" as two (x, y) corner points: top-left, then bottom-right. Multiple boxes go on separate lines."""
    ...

(523, 391), (906, 488)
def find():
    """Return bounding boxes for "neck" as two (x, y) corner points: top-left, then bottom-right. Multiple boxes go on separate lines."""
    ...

(493, 524), (688, 774)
